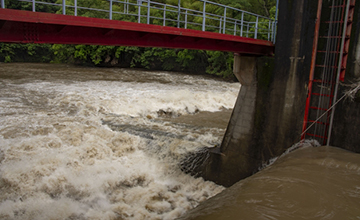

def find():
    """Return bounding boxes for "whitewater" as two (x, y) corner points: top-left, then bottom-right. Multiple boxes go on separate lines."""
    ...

(0, 63), (241, 220)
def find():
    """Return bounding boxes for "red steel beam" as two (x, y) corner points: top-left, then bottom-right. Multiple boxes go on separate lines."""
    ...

(0, 9), (274, 56)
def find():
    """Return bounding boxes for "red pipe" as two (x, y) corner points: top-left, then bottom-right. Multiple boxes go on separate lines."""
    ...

(301, 0), (323, 140)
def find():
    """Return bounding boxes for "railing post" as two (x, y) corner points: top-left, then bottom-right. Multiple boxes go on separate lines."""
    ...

(272, 21), (276, 43)
(109, 0), (113, 20)
(147, 0), (150, 24)
(32, 0), (35, 12)
(255, 16), (258, 39)
(234, 20), (237, 35)
(223, 7), (227, 34)
(270, 21), (273, 42)
(185, 9), (188, 29)
(240, 12), (244, 37)
(138, 0), (141, 23)
(163, 5), (166, 26)
(177, 0), (181, 28)
(126, 0), (129, 14)
(62, 0), (66, 15)
(273, 0), (279, 43)
(202, 0), (206, 31)
(74, 0), (77, 16)
(268, 20), (271, 41)
(124, 0), (129, 14)
(219, 18), (222, 33)
(1, 0), (4, 9)
(246, 23), (249, 37)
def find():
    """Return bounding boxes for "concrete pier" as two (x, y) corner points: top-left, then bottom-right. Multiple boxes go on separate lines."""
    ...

(195, 0), (360, 187)
(200, 0), (319, 187)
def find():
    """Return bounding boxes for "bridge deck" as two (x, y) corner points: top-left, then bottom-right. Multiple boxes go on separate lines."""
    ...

(0, 9), (274, 56)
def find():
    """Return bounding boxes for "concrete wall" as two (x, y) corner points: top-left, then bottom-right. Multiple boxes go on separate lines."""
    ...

(197, 0), (360, 187)
(200, 0), (319, 187)
(204, 55), (259, 186)
(331, 1), (360, 152)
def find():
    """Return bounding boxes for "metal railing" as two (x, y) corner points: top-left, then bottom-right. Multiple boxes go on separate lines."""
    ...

(1, 0), (277, 42)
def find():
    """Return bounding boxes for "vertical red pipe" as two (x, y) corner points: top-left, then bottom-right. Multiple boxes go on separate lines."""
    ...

(339, 0), (355, 81)
(301, 0), (323, 140)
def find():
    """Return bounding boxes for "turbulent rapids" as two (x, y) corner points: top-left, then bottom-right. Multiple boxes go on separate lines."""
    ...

(1, 63), (360, 220)
(0, 63), (240, 220)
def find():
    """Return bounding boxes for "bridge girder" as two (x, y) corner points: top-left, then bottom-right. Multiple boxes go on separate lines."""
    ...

(0, 9), (274, 56)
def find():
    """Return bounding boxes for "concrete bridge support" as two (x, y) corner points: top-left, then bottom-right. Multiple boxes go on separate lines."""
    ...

(216, 55), (258, 185)
(200, 0), (319, 187)
(190, 0), (360, 187)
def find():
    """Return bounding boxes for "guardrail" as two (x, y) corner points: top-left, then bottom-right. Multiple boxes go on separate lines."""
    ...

(1, 0), (277, 42)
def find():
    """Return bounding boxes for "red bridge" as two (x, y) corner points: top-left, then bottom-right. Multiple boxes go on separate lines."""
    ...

(0, 0), (275, 56)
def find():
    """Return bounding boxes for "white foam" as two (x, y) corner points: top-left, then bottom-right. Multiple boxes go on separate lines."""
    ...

(8, 68), (240, 118)
(0, 67), (233, 219)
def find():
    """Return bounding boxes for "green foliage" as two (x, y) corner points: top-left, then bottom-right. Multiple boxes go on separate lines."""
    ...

(215, 0), (275, 17)
(52, 44), (75, 63)
(6, 0), (59, 12)
(0, 43), (53, 63)
(152, 48), (177, 70)
(176, 50), (195, 69)
(73, 45), (117, 65)
(206, 51), (233, 78)
(0, 43), (16, 63)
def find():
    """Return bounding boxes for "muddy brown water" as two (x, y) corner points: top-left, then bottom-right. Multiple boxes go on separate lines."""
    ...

(0, 63), (238, 219)
(1, 63), (359, 220)
(179, 146), (360, 220)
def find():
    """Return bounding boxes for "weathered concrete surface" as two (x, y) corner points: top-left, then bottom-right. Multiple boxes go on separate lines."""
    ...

(348, 1), (360, 80)
(200, 0), (318, 187)
(198, 0), (360, 187)
(233, 55), (256, 86)
(213, 55), (258, 186)
(331, 1), (360, 153)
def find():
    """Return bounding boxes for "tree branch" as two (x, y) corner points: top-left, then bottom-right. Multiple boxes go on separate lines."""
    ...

(257, 0), (270, 17)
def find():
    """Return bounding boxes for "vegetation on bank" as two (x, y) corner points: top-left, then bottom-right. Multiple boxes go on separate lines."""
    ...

(0, 0), (276, 78)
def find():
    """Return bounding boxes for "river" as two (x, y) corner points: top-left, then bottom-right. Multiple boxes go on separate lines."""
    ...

(1, 63), (360, 220)
(179, 145), (360, 220)
(0, 63), (238, 219)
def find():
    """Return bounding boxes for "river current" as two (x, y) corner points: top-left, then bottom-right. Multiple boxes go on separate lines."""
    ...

(180, 146), (360, 220)
(0, 63), (238, 219)
(1, 63), (360, 220)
